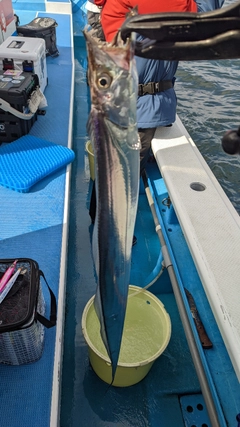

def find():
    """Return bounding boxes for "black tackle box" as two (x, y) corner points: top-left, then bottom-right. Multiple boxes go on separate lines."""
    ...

(17, 17), (59, 57)
(0, 71), (39, 143)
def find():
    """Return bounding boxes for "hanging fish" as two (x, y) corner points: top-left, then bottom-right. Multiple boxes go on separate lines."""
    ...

(84, 29), (140, 381)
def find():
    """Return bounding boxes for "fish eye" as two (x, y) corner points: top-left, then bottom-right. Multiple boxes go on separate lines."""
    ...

(97, 73), (112, 89)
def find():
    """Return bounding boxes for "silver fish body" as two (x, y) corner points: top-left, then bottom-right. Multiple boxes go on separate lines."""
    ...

(84, 30), (140, 380)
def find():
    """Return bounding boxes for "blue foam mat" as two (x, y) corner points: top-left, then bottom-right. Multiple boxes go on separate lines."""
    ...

(0, 135), (75, 192)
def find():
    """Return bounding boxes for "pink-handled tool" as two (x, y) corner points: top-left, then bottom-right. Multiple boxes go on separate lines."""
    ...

(0, 260), (18, 292)
(0, 267), (23, 304)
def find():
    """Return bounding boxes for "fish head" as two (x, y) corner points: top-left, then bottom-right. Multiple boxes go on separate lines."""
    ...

(84, 29), (140, 150)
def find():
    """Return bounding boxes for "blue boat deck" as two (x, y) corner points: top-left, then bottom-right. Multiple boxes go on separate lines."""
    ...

(0, 3), (74, 426)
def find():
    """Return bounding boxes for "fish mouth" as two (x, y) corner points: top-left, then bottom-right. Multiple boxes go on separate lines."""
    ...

(84, 29), (135, 69)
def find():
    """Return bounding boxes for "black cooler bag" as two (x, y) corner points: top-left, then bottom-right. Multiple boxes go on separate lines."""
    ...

(17, 17), (59, 57)
(0, 258), (57, 365)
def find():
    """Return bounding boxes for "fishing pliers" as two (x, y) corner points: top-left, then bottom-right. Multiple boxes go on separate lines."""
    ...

(120, 0), (240, 60)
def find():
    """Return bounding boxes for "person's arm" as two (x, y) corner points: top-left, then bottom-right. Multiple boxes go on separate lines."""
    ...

(101, 0), (133, 41)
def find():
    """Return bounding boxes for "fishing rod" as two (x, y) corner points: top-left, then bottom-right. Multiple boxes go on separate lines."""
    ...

(120, 1), (240, 156)
(142, 170), (225, 427)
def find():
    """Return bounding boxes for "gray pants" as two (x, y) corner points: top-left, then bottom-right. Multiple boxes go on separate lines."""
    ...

(138, 128), (157, 175)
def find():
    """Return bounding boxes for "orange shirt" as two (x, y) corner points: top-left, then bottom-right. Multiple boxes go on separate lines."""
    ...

(101, 0), (198, 41)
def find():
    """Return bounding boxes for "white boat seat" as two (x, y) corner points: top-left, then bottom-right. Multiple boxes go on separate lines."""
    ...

(151, 115), (240, 381)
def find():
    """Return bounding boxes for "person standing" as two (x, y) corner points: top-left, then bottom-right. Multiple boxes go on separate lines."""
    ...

(101, 0), (225, 174)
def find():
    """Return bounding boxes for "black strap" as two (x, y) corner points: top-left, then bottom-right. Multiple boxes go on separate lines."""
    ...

(36, 270), (57, 328)
(138, 80), (173, 96)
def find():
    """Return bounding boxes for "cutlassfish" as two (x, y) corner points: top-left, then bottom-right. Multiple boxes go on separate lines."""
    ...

(84, 29), (140, 381)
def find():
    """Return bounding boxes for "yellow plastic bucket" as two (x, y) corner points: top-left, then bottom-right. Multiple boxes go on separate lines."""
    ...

(86, 140), (95, 181)
(82, 285), (171, 387)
